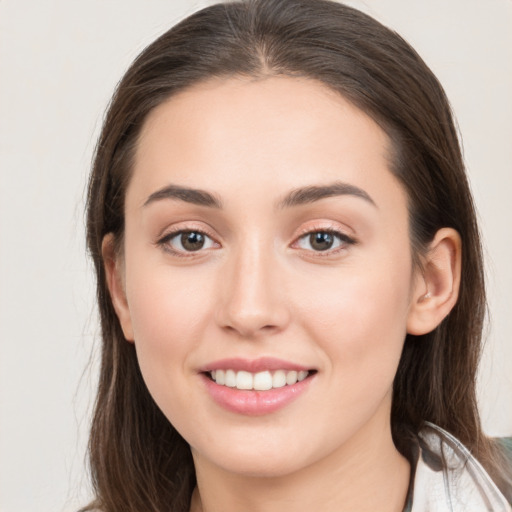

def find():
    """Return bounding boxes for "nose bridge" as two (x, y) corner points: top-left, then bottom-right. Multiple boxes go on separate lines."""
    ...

(217, 232), (288, 337)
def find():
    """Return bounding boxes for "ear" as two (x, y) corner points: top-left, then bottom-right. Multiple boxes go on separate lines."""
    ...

(407, 228), (462, 335)
(102, 234), (134, 342)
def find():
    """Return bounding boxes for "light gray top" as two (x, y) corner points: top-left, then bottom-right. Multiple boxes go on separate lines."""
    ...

(406, 422), (511, 512)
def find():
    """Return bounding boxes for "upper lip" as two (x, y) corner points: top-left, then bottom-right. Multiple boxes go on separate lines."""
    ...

(199, 357), (312, 373)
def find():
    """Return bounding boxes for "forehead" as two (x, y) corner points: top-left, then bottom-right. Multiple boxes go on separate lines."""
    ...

(129, 76), (405, 212)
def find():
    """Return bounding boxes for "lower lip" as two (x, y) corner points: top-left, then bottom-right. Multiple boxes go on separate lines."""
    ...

(201, 374), (314, 416)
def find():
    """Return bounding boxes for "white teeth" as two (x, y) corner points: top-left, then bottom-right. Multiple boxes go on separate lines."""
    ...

(298, 370), (308, 382)
(215, 369), (225, 385)
(225, 369), (236, 387)
(236, 371), (253, 390)
(209, 369), (310, 390)
(286, 371), (298, 385)
(272, 370), (287, 388)
(253, 371), (272, 391)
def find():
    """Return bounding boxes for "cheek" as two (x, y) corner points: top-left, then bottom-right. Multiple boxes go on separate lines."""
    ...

(123, 258), (215, 387)
(298, 253), (411, 332)
(128, 272), (210, 345)
(123, 265), (221, 433)
(294, 254), (412, 389)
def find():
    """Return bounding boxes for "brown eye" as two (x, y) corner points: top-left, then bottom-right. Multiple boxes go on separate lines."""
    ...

(295, 230), (356, 253)
(160, 230), (218, 254)
(309, 232), (334, 251)
(181, 231), (205, 251)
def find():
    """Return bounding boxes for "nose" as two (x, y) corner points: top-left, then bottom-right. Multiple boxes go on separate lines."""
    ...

(215, 239), (291, 338)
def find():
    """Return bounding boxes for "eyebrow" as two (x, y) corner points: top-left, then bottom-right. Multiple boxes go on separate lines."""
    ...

(278, 182), (376, 209)
(143, 181), (376, 210)
(143, 184), (222, 208)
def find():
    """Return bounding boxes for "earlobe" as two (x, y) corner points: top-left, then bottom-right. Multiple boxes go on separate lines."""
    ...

(407, 228), (462, 336)
(102, 234), (135, 342)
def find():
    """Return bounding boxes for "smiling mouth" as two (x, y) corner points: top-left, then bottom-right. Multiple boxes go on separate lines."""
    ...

(206, 369), (315, 391)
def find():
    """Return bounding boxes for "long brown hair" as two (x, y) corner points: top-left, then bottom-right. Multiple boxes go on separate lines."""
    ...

(84, 0), (511, 510)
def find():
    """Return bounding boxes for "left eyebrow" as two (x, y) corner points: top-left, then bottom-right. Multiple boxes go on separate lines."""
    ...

(277, 181), (377, 209)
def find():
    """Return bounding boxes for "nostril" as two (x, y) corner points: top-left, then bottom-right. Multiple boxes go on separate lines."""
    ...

(221, 321), (282, 339)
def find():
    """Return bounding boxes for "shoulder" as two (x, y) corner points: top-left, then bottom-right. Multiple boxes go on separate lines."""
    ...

(408, 423), (512, 512)
(497, 437), (512, 462)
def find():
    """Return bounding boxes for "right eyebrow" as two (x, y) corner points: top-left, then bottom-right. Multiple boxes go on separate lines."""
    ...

(143, 184), (223, 209)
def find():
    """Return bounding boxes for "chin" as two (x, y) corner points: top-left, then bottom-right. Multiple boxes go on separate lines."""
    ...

(206, 451), (308, 479)
(190, 428), (328, 480)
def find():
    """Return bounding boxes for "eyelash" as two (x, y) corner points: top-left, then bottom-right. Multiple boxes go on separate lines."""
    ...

(293, 228), (357, 256)
(157, 228), (219, 258)
(156, 227), (357, 258)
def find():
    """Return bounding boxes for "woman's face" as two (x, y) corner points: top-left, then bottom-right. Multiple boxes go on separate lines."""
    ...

(114, 76), (422, 477)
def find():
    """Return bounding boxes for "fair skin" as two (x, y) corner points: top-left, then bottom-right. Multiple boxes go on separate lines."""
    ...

(103, 76), (461, 512)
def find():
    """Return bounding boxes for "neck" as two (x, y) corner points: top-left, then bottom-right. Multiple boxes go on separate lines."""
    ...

(190, 417), (410, 512)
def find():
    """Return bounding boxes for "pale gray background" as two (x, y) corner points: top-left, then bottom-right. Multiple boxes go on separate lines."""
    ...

(0, 1), (511, 511)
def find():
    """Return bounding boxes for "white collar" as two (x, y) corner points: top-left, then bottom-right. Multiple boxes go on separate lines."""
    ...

(410, 422), (511, 512)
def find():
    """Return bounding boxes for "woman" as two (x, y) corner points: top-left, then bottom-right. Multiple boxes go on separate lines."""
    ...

(83, 0), (512, 510)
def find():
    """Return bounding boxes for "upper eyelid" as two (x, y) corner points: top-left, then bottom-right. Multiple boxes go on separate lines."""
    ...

(294, 229), (356, 246)
(156, 222), (218, 242)
(160, 227), (211, 238)
(159, 230), (219, 248)
(296, 227), (351, 238)
(291, 220), (358, 249)
(293, 221), (356, 241)
(160, 230), (210, 244)
(155, 221), (357, 246)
